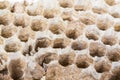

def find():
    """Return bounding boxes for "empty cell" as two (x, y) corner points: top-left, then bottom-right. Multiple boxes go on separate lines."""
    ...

(85, 28), (99, 40)
(26, 1), (44, 16)
(75, 54), (93, 68)
(43, 0), (60, 18)
(18, 28), (29, 42)
(31, 16), (47, 31)
(74, 0), (92, 11)
(58, 0), (74, 8)
(5, 41), (21, 52)
(35, 37), (51, 51)
(89, 42), (106, 57)
(79, 12), (96, 25)
(0, 10), (12, 25)
(49, 20), (65, 34)
(94, 59), (111, 73)
(36, 52), (58, 66)
(30, 64), (45, 80)
(53, 38), (70, 49)
(61, 8), (75, 21)
(58, 52), (75, 67)
(101, 33), (117, 46)
(1, 25), (17, 38)
(66, 29), (77, 39)
(8, 58), (26, 80)
(96, 14), (114, 30)
(107, 47), (120, 62)
(104, 0), (115, 6)
(65, 20), (84, 39)
(46, 64), (62, 80)
(71, 40), (88, 50)
(109, 5), (120, 18)
(92, 7), (108, 14)
(43, 9), (59, 19)
(111, 12), (120, 18)
(14, 14), (30, 27)
(92, 0), (108, 14)
(66, 29), (79, 39)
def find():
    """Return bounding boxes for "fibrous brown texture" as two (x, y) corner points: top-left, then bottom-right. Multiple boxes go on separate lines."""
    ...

(0, 0), (120, 80)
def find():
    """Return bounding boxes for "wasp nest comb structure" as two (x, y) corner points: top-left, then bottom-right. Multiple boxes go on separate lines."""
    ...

(0, 0), (120, 80)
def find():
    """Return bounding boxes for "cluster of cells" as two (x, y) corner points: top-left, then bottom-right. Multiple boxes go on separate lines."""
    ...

(0, 0), (120, 80)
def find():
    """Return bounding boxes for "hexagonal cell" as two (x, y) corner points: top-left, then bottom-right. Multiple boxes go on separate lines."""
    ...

(92, 1), (108, 14)
(46, 64), (63, 80)
(65, 21), (84, 39)
(89, 41), (107, 57)
(85, 28), (99, 40)
(94, 59), (111, 73)
(8, 58), (26, 80)
(35, 37), (51, 52)
(53, 38), (70, 49)
(96, 15), (114, 30)
(111, 12), (120, 18)
(92, 7), (108, 14)
(5, 41), (21, 52)
(109, 5), (120, 18)
(49, 20), (65, 34)
(0, 10), (12, 25)
(107, 47), (120, 62)
(36, 52), (58, 66)
(58, 0), (74, 8)
(104, 0), (115, 6)
(101, 33), (117, 46)
(79, 12), (96, 25)
(58, 52), (75, 67)
(18, 28), (29, 42)
(74, 0), (92, 11)
(43, 9), (58, 19)
(43, 0), (60, 19)
(61, 8), (75, 21)
(26, 1), (44, 16)
(30, 64), (45, 80)
(1, 25), (17, 38)
(31, 16), (47, 31)
(66, 29), (78, 39)
(71, 40), (88, 50)
(13, 13), (30, 28)
(75, 54), (93, 68)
